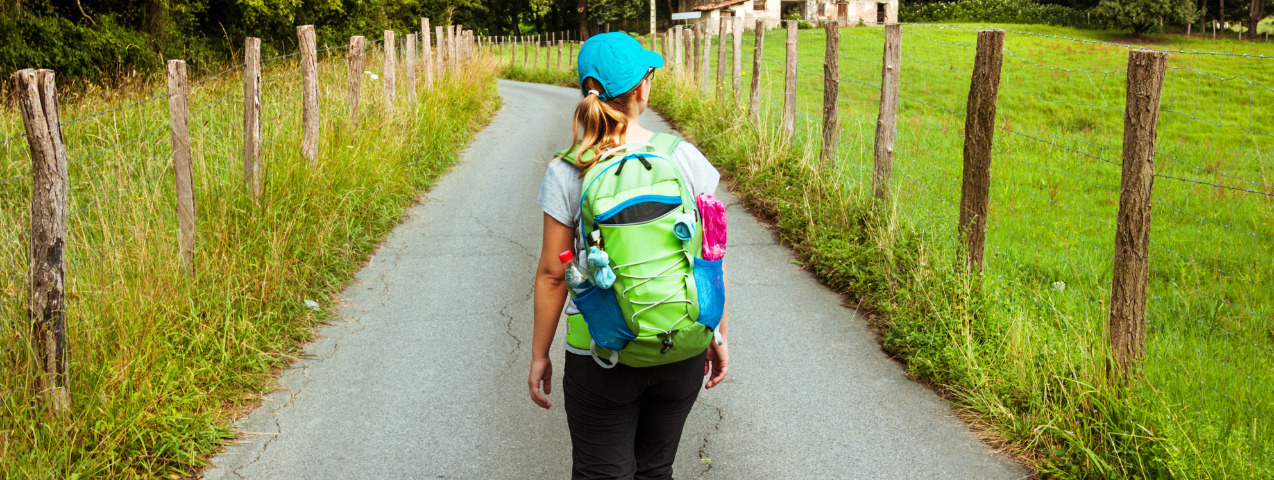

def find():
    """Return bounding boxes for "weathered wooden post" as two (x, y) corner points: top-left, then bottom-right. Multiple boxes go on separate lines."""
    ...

(957, 30), (1005, 273)
(406, 33), (417, 105)
(437, 26), (447, 74)
(558, 40), (564, 70)
(700, 29), (712, 93)
(422, 18), (434, 89)
(732, 16), (744, 104)
(716, 17), (728, 102)
(349, 36), (367, 129)
(298, 25), (320, 162)
(450, 26), (459, 67)
(672, 26), (682, 72)
(569, 40), (576, 69)
(545, 34), (551, 67)
(1109, 49), (1168, 378)
(683, 28), (692, 78)
(384, 30), (397, 111)
(166, 60), (197, 276)
(660, 30), (668, 62)
(244, 38), (262, 197)
(781, 20), (798, 141)
(523, 35), (529, 66)
(15, 68), (70, 413)
(873, 24), (902, 202)
(750, 19), (765, 121)
(821, 21), (839, 167)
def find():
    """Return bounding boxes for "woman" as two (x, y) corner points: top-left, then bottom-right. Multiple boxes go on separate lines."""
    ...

(528, 32), (729, 480)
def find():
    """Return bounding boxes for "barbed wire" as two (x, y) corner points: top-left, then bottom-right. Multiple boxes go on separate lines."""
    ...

(897, 22), (1274, 58)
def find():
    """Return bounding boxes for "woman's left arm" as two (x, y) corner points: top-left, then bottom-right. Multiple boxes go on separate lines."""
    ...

(705, 267), (729, 388)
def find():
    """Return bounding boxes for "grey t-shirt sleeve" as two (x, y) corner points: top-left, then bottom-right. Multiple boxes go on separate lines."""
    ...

(537, 160), (583, 228)
(670, 142), (720, 197)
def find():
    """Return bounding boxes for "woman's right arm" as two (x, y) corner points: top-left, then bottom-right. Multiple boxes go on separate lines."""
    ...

(529, 213), (575, 409)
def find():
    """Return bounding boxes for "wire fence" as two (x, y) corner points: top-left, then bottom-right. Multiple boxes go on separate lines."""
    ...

(0, 26), (478, 377)
(669, 20), (1272, 474)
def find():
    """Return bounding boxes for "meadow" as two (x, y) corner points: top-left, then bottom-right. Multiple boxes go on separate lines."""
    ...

(0, 43), (501, 477)
(501, 23), (1272, 478)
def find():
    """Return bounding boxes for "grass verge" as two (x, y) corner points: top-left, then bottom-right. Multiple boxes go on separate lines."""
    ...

(0, 52), (502, 478)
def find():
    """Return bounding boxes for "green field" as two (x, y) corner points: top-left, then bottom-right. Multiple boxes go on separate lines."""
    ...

(582, 23), (1272, 478)
(0, 46), (500, 477)
(671, 24), (1273, 478)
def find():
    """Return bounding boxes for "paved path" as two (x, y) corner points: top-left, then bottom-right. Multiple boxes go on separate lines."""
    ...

(201, 80), (1029, 479)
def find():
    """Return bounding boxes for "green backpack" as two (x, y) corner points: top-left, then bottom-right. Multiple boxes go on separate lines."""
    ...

(557, 133), (726, 368)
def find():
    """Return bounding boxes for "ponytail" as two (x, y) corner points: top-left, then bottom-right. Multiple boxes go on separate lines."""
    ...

(567, 78), (643, 173)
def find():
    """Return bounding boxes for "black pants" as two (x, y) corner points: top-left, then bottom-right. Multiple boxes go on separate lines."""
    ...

(563, 350), (707, 480)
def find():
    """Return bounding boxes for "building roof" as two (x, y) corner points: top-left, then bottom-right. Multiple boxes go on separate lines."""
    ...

(693, 0), (748, 11)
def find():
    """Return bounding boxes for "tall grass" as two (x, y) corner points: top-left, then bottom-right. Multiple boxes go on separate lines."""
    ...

(631, 24), (1271, 478)
(0, 46), (501, 477)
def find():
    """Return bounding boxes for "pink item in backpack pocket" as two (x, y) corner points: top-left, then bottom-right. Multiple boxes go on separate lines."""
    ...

(696, 194), (727, 261)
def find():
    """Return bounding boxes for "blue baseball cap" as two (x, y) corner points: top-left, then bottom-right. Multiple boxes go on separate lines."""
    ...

(577, 33), (665, 101)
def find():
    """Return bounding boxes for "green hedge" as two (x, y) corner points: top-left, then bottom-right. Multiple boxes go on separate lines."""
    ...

(900, 0), (1089, 27)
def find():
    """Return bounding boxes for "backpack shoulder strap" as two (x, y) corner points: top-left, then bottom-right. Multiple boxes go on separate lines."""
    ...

(646, 132), (682, 157)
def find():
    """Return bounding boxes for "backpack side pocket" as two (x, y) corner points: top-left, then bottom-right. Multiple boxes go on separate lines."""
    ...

(574, 286), (635, 351)
(693, 258), (725, 331)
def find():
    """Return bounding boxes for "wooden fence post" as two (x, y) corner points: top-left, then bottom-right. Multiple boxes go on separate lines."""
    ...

(422, 18), (433, 89)
(781, 20), (798, 141)
(383, 30), (396, 111)
(732, 16), (744, 104)
(523, 35), (529, 66)
(672, 27), (682, 72)
(1109, 49), (1168, 378)
(750, 20), (765, 121)
(660, 31), (668, 63)
(244, 38), (262, 198)
(348, 36), (365, 127)
(683, 28), (692, 78)
(716, 17), (728, 102)
(545, 34), (551, 67)
(873, 24), (901, 202)
(406, 33), (417, 105)
(558, 40), (563, 70)
(700, 29), (712, 93)
(821, 21), (839, 166)
(450, 26), (459, 67)
(957, 30), (1005, 273)
(15, 68), (70, 413)
(166, 60), (197, 276)
(569, 41), (576, 69)
(298, 25), (320, 162)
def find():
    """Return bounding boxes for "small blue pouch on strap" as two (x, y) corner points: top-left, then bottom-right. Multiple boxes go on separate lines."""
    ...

(574, 286), (635, 351)
(693, 257), (726, 330)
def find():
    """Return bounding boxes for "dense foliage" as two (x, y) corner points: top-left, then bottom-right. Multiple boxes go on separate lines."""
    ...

(900, 0), (1090, 27)
(0, 0), (666, 81)
(1092, 0), (1199, 34)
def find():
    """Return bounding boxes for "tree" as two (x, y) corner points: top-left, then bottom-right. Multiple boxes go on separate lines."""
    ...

(1251, 0), (1266, 39)
(1094, 0), (1199, 35)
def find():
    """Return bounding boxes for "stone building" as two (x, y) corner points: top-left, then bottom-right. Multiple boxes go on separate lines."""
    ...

(689, 0), (898, 33)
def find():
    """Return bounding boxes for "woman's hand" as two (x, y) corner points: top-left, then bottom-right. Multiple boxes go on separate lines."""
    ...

(529, 357), (554, 408)
(704, 338), (729, 389)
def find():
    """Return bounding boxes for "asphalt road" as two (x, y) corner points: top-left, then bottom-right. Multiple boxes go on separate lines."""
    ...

(200, 80), (1030, 480)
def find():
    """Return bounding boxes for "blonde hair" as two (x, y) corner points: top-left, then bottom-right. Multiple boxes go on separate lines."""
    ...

(567, 77), (645, 173)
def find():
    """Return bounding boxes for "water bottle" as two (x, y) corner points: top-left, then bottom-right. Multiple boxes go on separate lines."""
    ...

(559, 250), (594, 297)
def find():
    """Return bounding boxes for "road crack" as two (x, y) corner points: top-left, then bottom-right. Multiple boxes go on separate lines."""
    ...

(696, 400), (725, 478)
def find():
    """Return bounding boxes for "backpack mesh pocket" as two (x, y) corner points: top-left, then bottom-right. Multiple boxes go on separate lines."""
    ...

(575, 286), (635, 351)
(693, 258), (725, 330)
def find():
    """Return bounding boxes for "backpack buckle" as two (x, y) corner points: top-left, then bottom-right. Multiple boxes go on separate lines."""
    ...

(658, 330), (678, 354)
